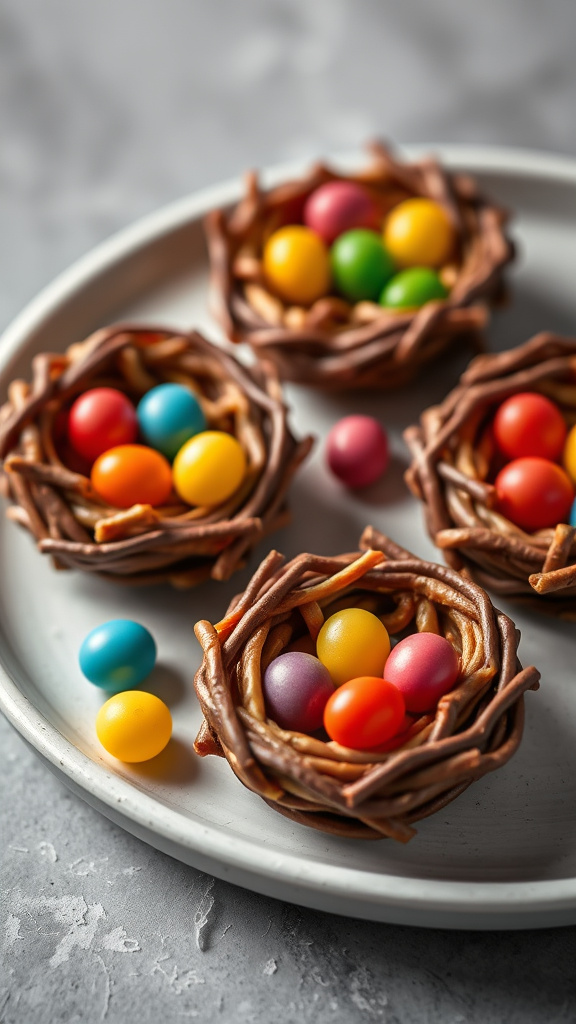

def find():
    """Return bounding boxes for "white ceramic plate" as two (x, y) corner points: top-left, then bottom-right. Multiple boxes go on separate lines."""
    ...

(2, 146), (576, 930)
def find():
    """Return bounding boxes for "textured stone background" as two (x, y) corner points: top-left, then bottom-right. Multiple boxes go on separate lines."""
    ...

(2, 2), (576, 1021)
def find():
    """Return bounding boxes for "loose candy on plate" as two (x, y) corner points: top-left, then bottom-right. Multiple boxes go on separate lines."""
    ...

(262, 652), (334, 733)
(383, 632), (460, 713)
(325, 415), (389, 488)
(91, 443), (173, 508)
(263, 225), (330, 305)
(172, 430), (247, 507)
(137, 383), (206, 460)
(68, 387), (138, 461)
(383, 198), (455, 269)
(495, 456), (574, 532)
(303, 181), (380, 245)
(330, 229), (395, 302)
(493, 392), (567, 461)
(316, 607), (390, 687)
(96, 690), (172, 762)
(79, 619), (157, 693)
(323, 675), (405, 749)
(380, 267), (448, 310)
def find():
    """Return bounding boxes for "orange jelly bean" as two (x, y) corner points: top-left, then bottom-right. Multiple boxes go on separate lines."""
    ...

(91, 444), (173, 508)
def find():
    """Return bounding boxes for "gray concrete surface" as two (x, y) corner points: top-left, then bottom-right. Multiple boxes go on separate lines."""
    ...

(3, 2), (576, 1021)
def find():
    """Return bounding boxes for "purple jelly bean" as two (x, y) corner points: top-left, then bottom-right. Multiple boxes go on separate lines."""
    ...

(263, 651), (335, 733)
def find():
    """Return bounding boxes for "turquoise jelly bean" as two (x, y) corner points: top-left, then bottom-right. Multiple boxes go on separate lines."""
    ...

(79, 619), (157, 693)
(137, 384), (206, 460)
(570, 498), (576, 527)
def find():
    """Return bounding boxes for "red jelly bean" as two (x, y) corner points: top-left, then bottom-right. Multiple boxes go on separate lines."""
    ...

(383, 633), (459, 713)
(326, 415), (389, 488)
(495, 457), (574, 531)
(493, 392), (567, 461)
(303, 181), (380, 245)
(323, 676), (405, 750)
(68, 388), (138, 462)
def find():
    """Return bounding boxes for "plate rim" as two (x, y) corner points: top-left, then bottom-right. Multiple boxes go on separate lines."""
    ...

(3, 142), (576, 926)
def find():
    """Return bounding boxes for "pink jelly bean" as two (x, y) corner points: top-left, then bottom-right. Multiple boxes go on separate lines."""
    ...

(326, 415), (389, 488)
(263, 652), (334, 733)
(384, 632), (459, 713)
(303, 182), (380, 245)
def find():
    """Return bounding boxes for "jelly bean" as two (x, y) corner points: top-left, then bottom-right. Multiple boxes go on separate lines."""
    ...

(570, 497), (576, 528)
(493, 392), (567, 461)
(79, 619), (157, 693)
(316, 608), (390, 687)
(263, 225), (330, 305)
(323, 676), (405, 749)
(96, 690), (172, 762)
(263, 652), (334, 733)
(172, 430), (246, 507)
(330, 229), (395, 302)
(91, 444), (173, 508)
(383, 198), (454, 268)
(68, 388), (138, 462)
(326, 415), (389, 489)
(303, 181), (380, 245)
(563, 424), (576, 485)
(380, 267), (448, 310)
(495, 457), (574, 531)
(383, 632), (459, 713)
(137, 383), (206, 460)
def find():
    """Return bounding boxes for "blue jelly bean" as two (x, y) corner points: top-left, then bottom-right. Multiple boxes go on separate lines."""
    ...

(570, 498), (576, 527)
(79, 619), (157, 693)
(137, 384), (206, 460)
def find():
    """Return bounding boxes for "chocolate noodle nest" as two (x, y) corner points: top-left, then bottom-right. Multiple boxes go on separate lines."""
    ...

(204, 141), (514, 389)
(0, 325), (312, 586)
(405, 332), (576, 615)
(193, 527), (539, 842)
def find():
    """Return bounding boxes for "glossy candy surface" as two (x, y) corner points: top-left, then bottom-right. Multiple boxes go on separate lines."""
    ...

(323, 676), (405, 749)
(79, 619), (157, 693)
(91, 444), (173, 508)
(383, 632), (460, 713)
(495, 456), (574, 531)
(563, 424), (576, 484)
(316, 608), (390, 687)
(303, 181), (379, 245)
(137, 383), (206, 460)
(263, 652), (334, 733)
(383, 198), (454, 268)
(380, 267), (448, 310)
(263, 225), (330, 305)
(68, 387), (138, 461)
(96, 690), (172, 762)
(326, 415), (389, 488)
(493, 392), (567, 461)
(330, 229), (395, 302)
(570, 497), (576, 528)
(172, 430), (246, 507)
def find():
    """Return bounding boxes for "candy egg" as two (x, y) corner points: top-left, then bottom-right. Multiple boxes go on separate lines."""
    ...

(96, 690), (172, 762)
(493, 392), (567, 461)
(172, 430), (246, 507)
(137, 383), (206, 460)
(383, 632), (459, 713)
(263, 652), (334, 733)
(571, 498), (576, 528)
(79, 619), (157, 693)
(303, 181), (379, 245)
(495, 456), (574, 531)
(380, 267), (448, 310)
(323, 676), (405, 749)
(326, 415), (389, 488)
(68, 387), (138, 461)
(316, 608), (390, 687)
(563, 424), (576, 484)
(91, 444), (173, 508)
(263, 225), (330, 305)
(330, 229), (395, 302)
(383, 198), (455, 268)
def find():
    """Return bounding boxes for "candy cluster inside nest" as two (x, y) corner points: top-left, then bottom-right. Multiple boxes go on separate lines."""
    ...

(204, 141), (514, 388)
(0, 325), (311, 586)
(193, 527), (538, 842)
(405, 332), (576, 614)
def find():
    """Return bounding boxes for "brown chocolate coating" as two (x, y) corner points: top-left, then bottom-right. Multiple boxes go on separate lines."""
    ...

(405, 331), (576, 614)
(193, 528), (539, 842)
(0, 325), (312, 585)
(204, 141), (514, 389)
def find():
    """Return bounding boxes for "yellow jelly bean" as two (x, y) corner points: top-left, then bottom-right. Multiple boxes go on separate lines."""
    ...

(96, 690), (172, 762)
(172, 430), (246, 507)
(563, 424), (576, 484)
(383, 198), (455, 269)
(316, 608), (390, 687)
(263, 225), (331, 305)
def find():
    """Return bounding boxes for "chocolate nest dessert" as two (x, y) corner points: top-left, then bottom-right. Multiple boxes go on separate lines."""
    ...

(405, 332), (576, 613)
(204, 141), (514, 389)
(193, 527), (539, 842)
(0, 324), (311, 586)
